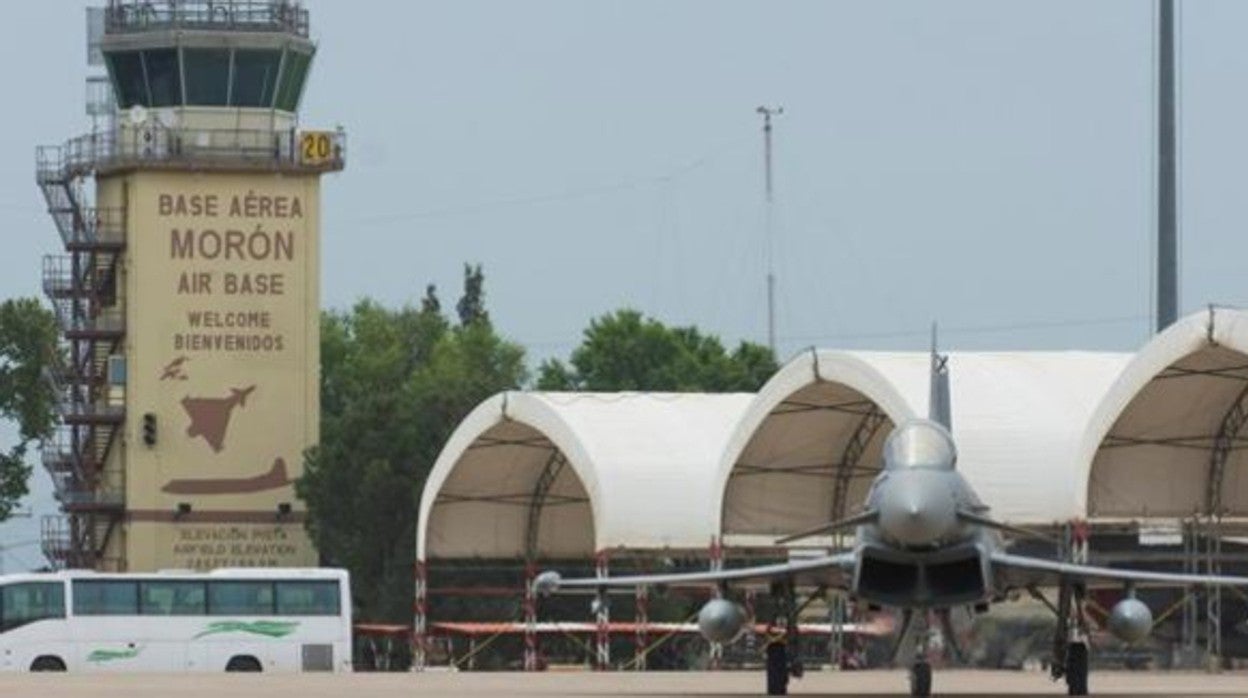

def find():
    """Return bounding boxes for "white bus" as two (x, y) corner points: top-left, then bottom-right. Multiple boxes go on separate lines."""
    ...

(0, 567), (351, 673)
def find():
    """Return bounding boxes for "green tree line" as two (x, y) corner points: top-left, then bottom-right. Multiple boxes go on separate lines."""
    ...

(300, 265), (777, 623)
(0, 298), (58, 521)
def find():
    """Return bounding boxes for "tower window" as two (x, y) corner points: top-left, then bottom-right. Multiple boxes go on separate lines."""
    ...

(231, 49), (281, 107)
(143, 48), (181, 107)
(275, 51), (312, 112)
(106, 50), (146, 108)
(183, 48), (231, 106)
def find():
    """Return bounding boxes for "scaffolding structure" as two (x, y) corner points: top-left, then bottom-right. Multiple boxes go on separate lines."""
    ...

(416, 550), (722, 672)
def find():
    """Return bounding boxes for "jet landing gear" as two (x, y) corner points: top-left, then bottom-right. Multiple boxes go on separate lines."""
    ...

(1064, 640), (1089, 696)
(909, 612), (934, 697)
(1058, 582), (1090, 697)
(909, 659), (932, 697)
(765, 640), (788, 696)
(763, 579), (810, 696)
(1031, 582), (1090, 696)
(887, 609), (936, 697)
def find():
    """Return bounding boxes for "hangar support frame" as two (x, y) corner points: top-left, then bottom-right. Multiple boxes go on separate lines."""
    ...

(416, 431), (729, 672)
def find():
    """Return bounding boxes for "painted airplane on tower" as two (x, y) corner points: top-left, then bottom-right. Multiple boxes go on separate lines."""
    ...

(537, 332), (1248, 696)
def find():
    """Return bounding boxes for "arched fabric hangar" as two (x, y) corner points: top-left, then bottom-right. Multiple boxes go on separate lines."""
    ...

(413, 390), (753, 672)
(715, 350), (921, 543)
(1078, 308), (1248, 519)
(417, 391), (754, 563)
(716, 349), (1129, 545)
(941, 351), (1129, 524)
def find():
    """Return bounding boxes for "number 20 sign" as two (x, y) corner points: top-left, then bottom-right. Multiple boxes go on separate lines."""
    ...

(299, 131), (335, 165)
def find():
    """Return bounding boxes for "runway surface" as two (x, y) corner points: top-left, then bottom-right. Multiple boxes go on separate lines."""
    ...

(3, 670), (1248, 697)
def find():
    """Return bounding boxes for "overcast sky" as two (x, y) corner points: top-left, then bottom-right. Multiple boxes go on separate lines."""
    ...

(4, 1), (1247, 569)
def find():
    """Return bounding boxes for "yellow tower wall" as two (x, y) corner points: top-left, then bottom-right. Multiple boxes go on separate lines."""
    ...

(114, 170), (321, 570)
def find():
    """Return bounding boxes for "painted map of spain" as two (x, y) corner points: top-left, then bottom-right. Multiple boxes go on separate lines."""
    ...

(181, 385), (256, 453)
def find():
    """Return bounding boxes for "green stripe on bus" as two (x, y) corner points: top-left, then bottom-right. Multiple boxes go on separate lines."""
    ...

(193, 620), (299, 639)
(87, 646), (142, 662)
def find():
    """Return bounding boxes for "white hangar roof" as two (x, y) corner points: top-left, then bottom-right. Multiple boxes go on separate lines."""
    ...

(1077, 308), (1248, 520)
(417, 391), (754, 560)
(422, 309), (1248, 560)
(717, 349), (1132, 544)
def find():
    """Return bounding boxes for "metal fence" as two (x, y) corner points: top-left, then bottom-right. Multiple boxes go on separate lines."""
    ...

(40, 126), (345, 178)
(105, 0), (310, 37)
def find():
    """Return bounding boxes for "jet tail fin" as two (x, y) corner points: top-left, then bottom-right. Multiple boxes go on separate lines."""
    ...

(231, 385), (257, 407)
(929, 323), (952, 431)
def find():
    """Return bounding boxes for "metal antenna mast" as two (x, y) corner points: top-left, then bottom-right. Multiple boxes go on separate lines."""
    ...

(1156, 0), (1178, 332)
(757, 106), (783, 353)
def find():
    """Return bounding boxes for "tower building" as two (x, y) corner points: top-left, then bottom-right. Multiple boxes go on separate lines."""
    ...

(37, 0), (344, 571)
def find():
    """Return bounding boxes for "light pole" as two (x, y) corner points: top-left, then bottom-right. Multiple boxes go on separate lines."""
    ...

(757, 105), (784, 354)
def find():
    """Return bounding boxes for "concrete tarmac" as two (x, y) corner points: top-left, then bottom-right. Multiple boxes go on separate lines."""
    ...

(3, 670), (1248, 697)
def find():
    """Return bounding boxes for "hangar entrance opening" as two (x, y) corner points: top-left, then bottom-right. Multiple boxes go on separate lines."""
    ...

(424, 420), (593, 561)
(722, 381), (895, 539)
(1089, 344), (1248, 519)
(416, 391), (751, 672)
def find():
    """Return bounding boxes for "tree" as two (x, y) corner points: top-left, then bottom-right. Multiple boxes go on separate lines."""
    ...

(297, 268), (526, 624)
(537, 309), (777, 392)
(455, 264), (489, 326)
(0, 298), (58, 521)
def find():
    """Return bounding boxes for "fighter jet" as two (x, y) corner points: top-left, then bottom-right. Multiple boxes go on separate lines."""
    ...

(536, 333), (1248, 696)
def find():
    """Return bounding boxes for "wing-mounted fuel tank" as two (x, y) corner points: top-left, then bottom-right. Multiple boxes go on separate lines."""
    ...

(697, 598), (748, 643)
(1107, 593), (1153, 644)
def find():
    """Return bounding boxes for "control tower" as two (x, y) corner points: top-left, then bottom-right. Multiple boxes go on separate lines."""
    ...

(37, 0), (344, 571)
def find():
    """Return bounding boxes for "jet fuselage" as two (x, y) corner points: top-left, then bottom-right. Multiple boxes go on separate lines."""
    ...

(848, 419), (1000, 609)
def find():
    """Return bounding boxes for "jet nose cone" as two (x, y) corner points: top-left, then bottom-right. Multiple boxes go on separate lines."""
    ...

(878, 472), (958, 547)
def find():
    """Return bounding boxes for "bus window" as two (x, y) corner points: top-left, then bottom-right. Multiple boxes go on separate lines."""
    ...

(275, 581), (339, 616)
(140, 581), (207, 615)
(208, 581), (274, 615)
(1, 582), (66, 631)
(74, 580), (139, 615)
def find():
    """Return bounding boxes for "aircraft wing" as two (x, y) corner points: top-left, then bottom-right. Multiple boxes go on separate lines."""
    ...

(537, 552), (855, 593)
(991, 551), (1248, 589)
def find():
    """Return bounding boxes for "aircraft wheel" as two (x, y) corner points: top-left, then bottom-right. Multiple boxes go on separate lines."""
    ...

(910, 660), (932, 697)
(765, 642), (788, 695)
(1065, 642), (1088, 696)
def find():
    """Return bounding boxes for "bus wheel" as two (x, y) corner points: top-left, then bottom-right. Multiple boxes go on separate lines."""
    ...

(30, 656), (66, 672)
(226, 656), (263, 672)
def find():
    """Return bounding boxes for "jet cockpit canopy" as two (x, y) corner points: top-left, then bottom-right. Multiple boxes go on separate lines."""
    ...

(883, 419), (957, 470)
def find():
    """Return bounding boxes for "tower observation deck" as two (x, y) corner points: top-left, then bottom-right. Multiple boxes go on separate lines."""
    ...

(37, 0), (344, 571)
